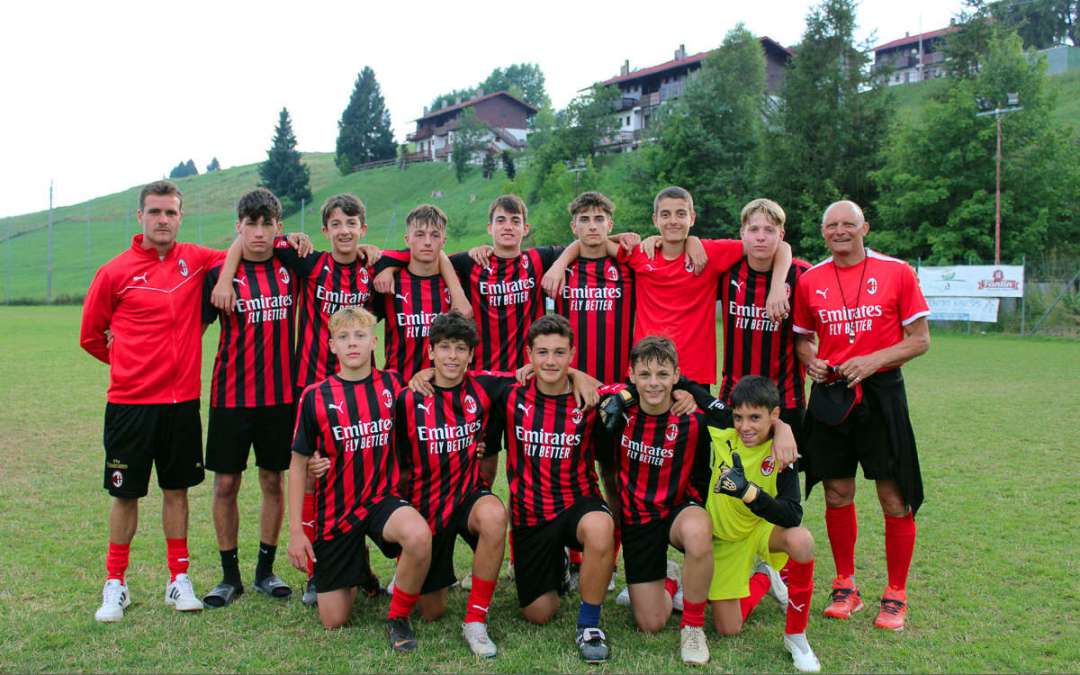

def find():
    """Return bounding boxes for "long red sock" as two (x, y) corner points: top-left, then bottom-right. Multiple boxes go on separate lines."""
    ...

(302, 491), (316, 577)
(740, 572), (770, 622)
(825, 503), (857, 578)
(884, 512), (917, 591)
(166, 538), (189, 582)
(664, 577), (678, 600)
(568, 548), (583, 565)
(387, 586), (420, 620)
(106, 543), (130, 583)
(785, 559), (815, 634)
(464, 575), (497, 623)
(680, 599), (706, 628)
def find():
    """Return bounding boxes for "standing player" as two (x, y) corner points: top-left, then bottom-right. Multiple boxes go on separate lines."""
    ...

(395, 312), (510, 657)
(793, 200), (930, 631)
(374, 204), (455, 380)
(596, 337), (714, 665)
(704, 376), (820, 673)
(286, 307), (432, 652)
(81, 180), (307, 622)
(201, 188), (297, 607)
(501, 315), (615, 663)
(717, 199), (812, 446)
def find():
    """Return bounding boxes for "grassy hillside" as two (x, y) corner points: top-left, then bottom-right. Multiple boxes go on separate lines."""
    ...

(0, 156), (508, 301)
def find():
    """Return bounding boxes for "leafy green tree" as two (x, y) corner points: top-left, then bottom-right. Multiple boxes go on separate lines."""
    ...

(482, 149), (497, 179)
(501, 150), (516, 180)
(874, 26), (1080, 262)
(260, 107), (312, 214)
(336, 66), (396, 174)
(481, 63), (550, 107)
(206, 157), (221, 172)
(763, 0), (893, 254)
(450, 109), (489, 183)
(168, 160), (197, 178)
(989, 0), (1078, 48)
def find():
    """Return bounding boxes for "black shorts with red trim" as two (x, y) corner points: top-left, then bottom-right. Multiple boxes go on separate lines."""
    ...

(205, 403), (295, 473)
(621, 500), (704, 585)
(312, 496), (409, 594)
(510, 497), (611, 608)
(103, 400), (204, 498)
(421, 489), (495, 595)
(804, 368), (924, 512)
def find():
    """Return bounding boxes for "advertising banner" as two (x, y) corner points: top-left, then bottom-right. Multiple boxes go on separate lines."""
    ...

(917, 265), (1024, 298)
(926, 296), (1000, 322)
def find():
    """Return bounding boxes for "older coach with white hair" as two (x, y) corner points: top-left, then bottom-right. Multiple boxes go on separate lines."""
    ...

(792, 200), (930, 632)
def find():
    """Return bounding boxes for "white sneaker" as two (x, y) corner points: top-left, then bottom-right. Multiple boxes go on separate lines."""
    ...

(615, 586), (631, 607)
(459, 574), (472, 591)
(667, 559), (684, 612)
(680, 625), (710, 665)
(755, 561), (789, 608)
(462, 621), (497, 658)
(164, 573), (203, 612)
(95, 579), (130, 623)
(784, 632), (821, 673)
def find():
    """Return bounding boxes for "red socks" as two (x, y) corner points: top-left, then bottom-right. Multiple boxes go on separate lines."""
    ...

(387, 586), (420, 620)
(785, 559), (815, 634)
(568, 549), (583, 565)
(884, 512), (917, 591)
(740, 572), (770, 621)
(302, 491), (316, 577)
(106, 543), (130, 583)
(680, 599), (706, 628)
(464, 575), (497, 623)
(825, 503), (858, 578)
(166, 538), (189, 581)
(664, 577), (679, 600)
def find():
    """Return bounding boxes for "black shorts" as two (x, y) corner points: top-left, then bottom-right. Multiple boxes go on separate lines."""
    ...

(205, 403), (296, 473)
(804, 369), (919, 484)
(421, 489), (493, 595)
(312, 496), (409, 594)
(780, 406), (806, 464)
(511, 497), (611, 608)
(621, 501), (703, 585)
(103, 400), (204, 499)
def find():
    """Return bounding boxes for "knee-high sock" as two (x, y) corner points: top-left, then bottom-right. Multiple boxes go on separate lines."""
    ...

(785, 559), (814, 634)
(884, 512), (916, 591)
(740, 572), (770, 622)
(825, 503), (857, 578)
(106, 543), (130, 583)
(464, 575), (497, 623)
(166, 538), (189, 581)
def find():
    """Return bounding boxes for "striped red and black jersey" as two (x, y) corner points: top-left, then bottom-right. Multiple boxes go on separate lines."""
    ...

(292, 370), (403, 542)
(450, 247), (562, 371)
(394, 371), (515, 531)
(598, 406), (712, 526)
(502, 380), (604, 528)
(274, 240), (407, 392)
(717, 258), (811, 410)
(553, 256), (636, 383)
(203, 258), (297, 407)
(375, 267), (452, 380)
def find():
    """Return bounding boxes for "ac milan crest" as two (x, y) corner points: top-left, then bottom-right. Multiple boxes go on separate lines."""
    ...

(665, 423), (679, 442)
(760, 455), (775, 476)
(571, 407), (584, 425)
(111, 470), (124, 488)
(382, 389), (393, 409)
(178, 259), (189, 277)
(464, 395), (477, 415)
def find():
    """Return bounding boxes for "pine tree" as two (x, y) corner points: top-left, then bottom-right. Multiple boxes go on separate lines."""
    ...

(501, 150), (516, 180)
(260, 107), (312, 214)
(336, 66), (397, 174)
(206, 157), (221, 172)
(482, 149), (497, 179)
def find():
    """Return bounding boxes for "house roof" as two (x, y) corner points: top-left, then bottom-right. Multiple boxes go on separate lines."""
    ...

(415, 90), (539, 122)
(873, 26), (959, 52)
(597, 37), (793, 87)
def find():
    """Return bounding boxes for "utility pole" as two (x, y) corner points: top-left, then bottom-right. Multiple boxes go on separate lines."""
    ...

(976, 93), (1022, 265)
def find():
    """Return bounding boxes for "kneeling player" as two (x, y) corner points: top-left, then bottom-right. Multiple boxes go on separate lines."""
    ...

(598, 336), (714, 665)
(286, 307), (432, 652)
(395, 312), (509, 657)
(706, 376), (820, 673)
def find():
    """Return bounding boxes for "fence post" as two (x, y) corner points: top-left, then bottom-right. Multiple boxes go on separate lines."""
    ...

(1020, 254), (1026, 336)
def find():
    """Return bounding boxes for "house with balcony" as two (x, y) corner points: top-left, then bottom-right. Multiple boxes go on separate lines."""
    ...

(405, 91), (538, 163)
(873, 25), (959, 85)
(596, 40), (792, 151)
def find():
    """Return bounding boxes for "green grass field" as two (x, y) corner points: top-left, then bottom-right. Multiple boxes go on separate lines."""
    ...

(1, 307), (1078, 672)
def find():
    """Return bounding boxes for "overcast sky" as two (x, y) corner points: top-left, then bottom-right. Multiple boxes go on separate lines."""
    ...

(0, 0), (963, 218)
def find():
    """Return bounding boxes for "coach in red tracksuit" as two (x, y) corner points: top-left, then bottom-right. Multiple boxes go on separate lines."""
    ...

(80, 180), (229, 622)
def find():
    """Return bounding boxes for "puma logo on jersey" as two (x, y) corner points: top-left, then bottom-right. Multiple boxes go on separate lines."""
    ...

(816, 288), (829, 300)
(234, 276), (247, 286)
(395, 292), (409, 303)
(132, 274), (148, 284)
(323, 264), (332, 274)
(731, 279), (744, 292)
(517, 403), (533, 417)
(416, 401), (433, 414)
(328, 402), (345, 413)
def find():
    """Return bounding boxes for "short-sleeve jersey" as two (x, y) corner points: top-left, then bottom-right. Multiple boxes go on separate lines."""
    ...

(553, 256), (636, 383)
(203, 258), (296, 408)
(450, 246), (562, 371)
(618, 238), (744, 383)
(291, 370), (402, 542)
(375, 267), (451, 380)
(793, 250), (930, 371)
(717, 258), (811, 409)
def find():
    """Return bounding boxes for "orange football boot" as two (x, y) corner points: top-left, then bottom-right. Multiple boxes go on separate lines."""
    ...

(874, 587), (907, 631)
(822, 576), (864, 619)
